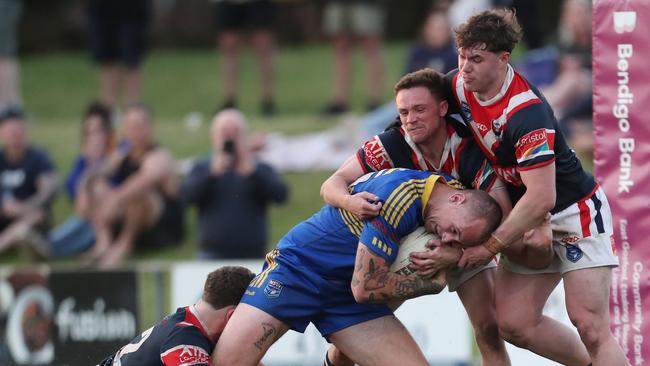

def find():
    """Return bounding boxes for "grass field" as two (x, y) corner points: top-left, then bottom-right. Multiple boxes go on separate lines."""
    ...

(0, 43), (409, 265)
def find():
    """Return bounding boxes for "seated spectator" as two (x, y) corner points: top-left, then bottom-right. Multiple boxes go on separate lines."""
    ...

(36, 102), (115, 258)
(82, 103), (184, 268)
(405, 7), (457, 74)
(540, 0), (593, 154)
(182, 109), (288, 259)
(0, 107), (58, 255)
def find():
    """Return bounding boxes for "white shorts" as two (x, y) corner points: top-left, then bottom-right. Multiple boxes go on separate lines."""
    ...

(448, 259), (496, 291)
(501, 187), (619, 275)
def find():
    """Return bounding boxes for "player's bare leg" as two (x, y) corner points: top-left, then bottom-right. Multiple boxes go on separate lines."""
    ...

(496, 268), (591, 365)
(213, 303), (289, 366)
(563, 267), (627, 365)
(328, 315), (428, 366)
(456, 269), (510, 365)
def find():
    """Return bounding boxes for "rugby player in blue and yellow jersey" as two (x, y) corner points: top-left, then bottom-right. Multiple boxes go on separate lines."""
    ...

(213, 169), (502, 366)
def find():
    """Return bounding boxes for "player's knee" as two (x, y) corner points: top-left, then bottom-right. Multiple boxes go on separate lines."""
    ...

(570, 314), (607, 352)
(498, 318), (532, 348)
(473, 320), (502, 350)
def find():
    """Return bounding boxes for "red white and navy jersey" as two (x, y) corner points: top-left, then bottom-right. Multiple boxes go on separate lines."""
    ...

(445, 67), (596, 213)
(97, 306), (214, 366)
(356, 119), (496, 191)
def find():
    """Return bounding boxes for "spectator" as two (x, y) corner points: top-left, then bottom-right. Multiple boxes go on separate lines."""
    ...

(86, 0), (152, 108)
(540, 0), (593, 154)
(33, 103), (115, 258)
(212, 0), (277, 116)
(182, 109), (288, 259)
(0, 108), (58, 255)
(82, 103), (184, 268)
(0, 0), (22, 112)
(405, 7), (457, 74)
(322, 0), (385, 115)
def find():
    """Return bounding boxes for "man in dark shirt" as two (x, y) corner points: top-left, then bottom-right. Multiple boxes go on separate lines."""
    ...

(182, 109), (288, 259)
(97, 266), (255, 366)
(0, 107), (58, 255)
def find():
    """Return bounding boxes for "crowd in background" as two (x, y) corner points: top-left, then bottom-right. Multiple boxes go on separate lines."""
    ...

(0, 0), (593, 267)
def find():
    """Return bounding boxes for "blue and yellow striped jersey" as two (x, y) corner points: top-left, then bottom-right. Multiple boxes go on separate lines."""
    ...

(275, 169), (458, 280)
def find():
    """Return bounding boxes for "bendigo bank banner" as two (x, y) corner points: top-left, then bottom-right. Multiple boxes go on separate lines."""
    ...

(593, 1), (649, 365)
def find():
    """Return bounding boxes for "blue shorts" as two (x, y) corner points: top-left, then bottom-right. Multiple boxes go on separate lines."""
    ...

(242, 249), (392, 337)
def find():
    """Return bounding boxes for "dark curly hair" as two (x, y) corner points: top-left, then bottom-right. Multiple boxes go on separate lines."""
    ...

(454, 8), (523, 53)
(202, 266), (255, 309)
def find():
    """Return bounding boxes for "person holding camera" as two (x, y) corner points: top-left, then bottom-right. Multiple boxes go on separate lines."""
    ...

(181, 109), (288, 259)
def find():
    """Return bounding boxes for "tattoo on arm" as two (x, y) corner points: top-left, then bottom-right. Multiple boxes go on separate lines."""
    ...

(353, 245), (446, 303)
(253, 322), (277, 350)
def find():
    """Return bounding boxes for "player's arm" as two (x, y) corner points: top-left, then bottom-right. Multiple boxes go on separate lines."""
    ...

(351, 243), (446, 304)
(320, 154), (381, 219)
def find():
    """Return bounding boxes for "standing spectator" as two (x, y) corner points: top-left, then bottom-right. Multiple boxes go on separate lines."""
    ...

(82, 103), (184, 268)
(212, 0), (277, 116)
(0, 108), (58, 255)
(0, 0), (22, 112)
(322, 0), (385, 115)
(86, 0), (152, 108)
(182, 109), (288, 259)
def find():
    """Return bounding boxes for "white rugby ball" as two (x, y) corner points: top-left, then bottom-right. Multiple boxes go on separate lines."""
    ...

(390, 226), (438, 275)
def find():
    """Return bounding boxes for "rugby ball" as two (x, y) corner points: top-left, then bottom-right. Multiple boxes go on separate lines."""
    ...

(390, 226), (438, 275)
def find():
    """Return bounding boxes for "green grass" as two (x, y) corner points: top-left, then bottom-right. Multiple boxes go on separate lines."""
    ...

(1, 42), (409, 265)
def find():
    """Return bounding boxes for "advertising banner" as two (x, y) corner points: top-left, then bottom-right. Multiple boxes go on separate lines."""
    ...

(593, 1), (650, 365)
(49, 271), (139, 365)
(0, 268), (53, 366)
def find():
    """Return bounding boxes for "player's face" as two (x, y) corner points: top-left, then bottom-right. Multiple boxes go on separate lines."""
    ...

(0, 119), (26, 150)
(425, 193), (488, 247)
(458, 47), (509, 96)
(396, 87), (448, 144)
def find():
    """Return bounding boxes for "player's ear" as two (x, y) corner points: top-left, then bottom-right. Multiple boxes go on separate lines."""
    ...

(449, 192), (466, 206)
(438, 100), (448, 117)
(498, 51), (510, 66)
(224, 306), (237, 322)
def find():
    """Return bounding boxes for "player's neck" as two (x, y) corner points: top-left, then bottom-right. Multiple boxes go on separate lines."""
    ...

(424, 181), (454, 217)
(194, 301), (228, 341)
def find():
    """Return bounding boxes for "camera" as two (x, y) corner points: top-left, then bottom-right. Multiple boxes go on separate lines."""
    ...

(223, 140), (236, 154)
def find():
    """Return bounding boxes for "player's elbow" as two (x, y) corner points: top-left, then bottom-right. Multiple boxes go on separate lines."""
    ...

(351, 284), (372, 304)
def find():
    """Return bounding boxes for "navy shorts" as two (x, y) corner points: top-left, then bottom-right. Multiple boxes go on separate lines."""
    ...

(212, 0), (276, 33)
(242, 249), (392, 337)
(87, 13), (149, 66)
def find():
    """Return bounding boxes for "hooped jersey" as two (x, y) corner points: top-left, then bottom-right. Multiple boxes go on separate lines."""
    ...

(97, 306), (213, 366)
(274, 169), (456, 280)
(445, 66), (596, 213)
(357, 118), (496, 192)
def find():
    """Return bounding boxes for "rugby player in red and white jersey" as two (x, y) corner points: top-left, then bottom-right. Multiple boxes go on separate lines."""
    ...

(96, 266), (256, 366)
(321, 68), (555, 366)
(446, 9), (625, 366)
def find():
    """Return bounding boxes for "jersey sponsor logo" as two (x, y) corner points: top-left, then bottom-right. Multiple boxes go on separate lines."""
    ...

(515, 128), (554, 163)
(161, 345), (210, 366)
(369, 219), (400, 244)
(565, 244), (583, 263)
(363, 137), (392, 171)
(491, 116), (506, 140)
(560, 235), (580, 245)
(264, 279), (284, 298)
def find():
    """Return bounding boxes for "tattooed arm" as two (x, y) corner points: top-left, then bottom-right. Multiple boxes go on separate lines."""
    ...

(351, 243), (447, 304)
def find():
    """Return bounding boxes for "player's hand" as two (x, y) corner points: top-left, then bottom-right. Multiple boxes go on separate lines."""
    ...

(458, 244), (493, 269)
(522, 213), (552, 250)
(408, 239), (462, 277)
(344, 191), (382, 220)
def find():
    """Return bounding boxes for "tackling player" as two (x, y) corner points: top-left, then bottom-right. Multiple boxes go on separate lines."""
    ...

(213, 169), (502, 366)
(96, 266), (255, 366)
(448, 9), (625, 366)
